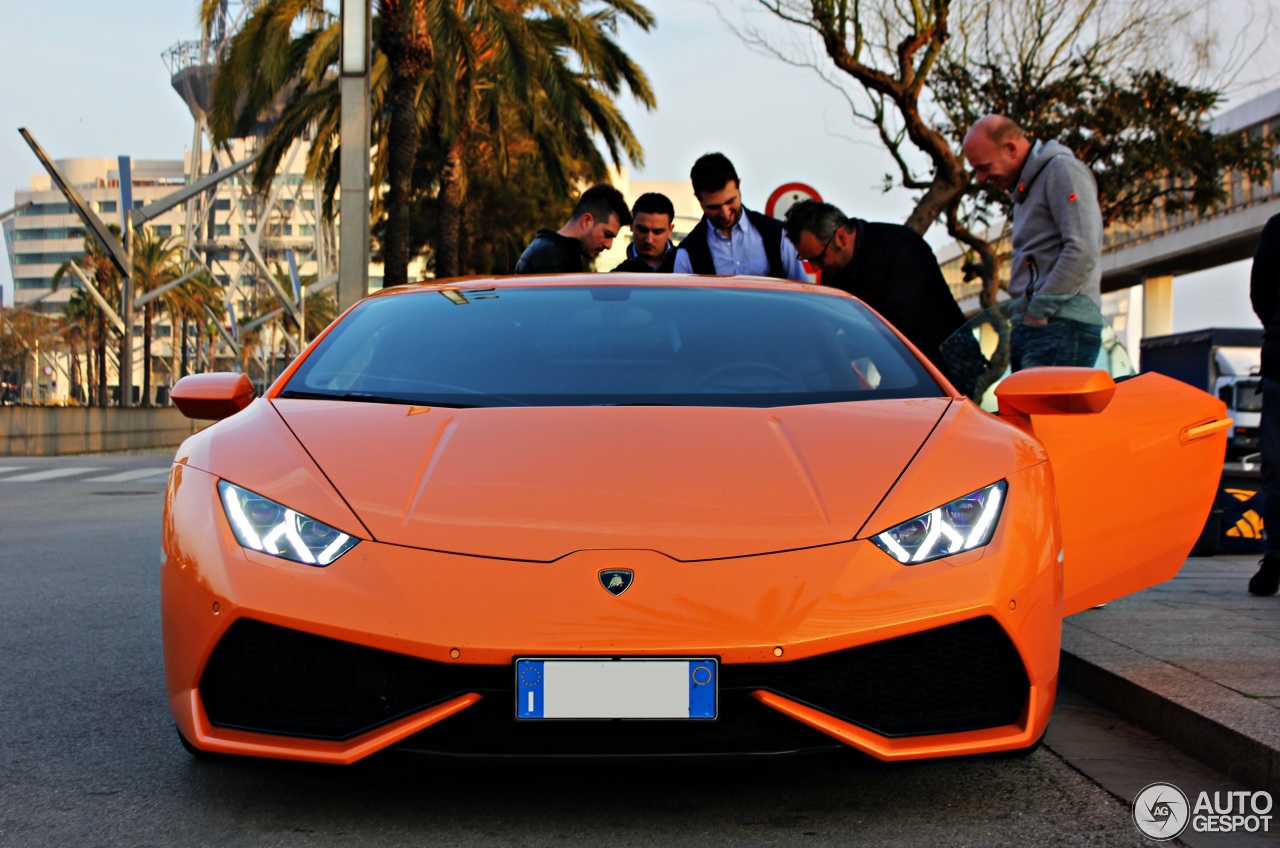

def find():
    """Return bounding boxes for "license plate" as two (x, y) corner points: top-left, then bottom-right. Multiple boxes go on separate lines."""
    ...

(515, 658), (717, 719)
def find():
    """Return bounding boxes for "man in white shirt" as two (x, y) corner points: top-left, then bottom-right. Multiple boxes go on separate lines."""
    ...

(673, 152), (808, 281)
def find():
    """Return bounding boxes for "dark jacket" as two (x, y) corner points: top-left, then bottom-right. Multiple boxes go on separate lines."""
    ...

(612, 241), (676, 273)
(514, 229), (584, 274)
(677, 209), (785, 277)
(1251, 213), (1280, 378)
(821, 219), (967, 376)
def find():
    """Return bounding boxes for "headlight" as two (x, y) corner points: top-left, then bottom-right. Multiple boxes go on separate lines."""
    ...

(871, 481), (1006, 564)
(218, 481), (359, 566)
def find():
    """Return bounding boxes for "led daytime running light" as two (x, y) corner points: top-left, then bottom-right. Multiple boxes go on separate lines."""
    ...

(872, 481), (1007, 565)
(217, 481), (358, 567)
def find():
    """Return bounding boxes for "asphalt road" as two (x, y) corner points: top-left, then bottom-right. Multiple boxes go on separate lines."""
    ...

(0, 455), (1184, 847)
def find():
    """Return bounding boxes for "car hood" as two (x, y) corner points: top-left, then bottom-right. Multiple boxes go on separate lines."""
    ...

(272, 398), (952, 561)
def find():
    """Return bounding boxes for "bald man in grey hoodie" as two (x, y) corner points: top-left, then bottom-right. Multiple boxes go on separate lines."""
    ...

(963, 115), (1105, 370)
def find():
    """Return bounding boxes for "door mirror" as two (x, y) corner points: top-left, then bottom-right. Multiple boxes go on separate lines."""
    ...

(995, 367), (1116, 417)
(171, 373), (256, 420)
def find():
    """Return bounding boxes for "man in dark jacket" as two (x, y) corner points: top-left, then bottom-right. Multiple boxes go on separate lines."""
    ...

(1248, 213), (1280, 596)
(783, 200), (975, 392)
(613, 192), (677, 273)
(515, 184), (631, 274)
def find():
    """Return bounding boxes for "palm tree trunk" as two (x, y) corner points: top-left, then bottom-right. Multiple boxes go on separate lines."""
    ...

(86, 331), (96, 407)
(379, 0), (433, 288)
(181, 311), (190, 378)
(436, 139), (465, 279)
(97, 313), (107, 407)
(143, 304), (153, 407)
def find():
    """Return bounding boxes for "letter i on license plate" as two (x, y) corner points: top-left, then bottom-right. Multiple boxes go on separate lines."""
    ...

(515, 658), (717, 719)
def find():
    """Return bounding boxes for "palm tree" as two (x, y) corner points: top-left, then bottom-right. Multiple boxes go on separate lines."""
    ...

(52, 228), (123, 407)
(202, 0), (654, 283)
(61, 292), (96, 405)
(165, 262), (223, 380)
(130, 228), (183, 406)
(420, 2), (655, 276)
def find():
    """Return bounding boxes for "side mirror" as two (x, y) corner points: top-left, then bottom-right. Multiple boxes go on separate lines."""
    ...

(170, 373), (256, 421)
(995, 367), (1116, 417)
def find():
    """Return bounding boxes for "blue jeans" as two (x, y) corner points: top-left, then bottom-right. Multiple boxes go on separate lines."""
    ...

(1011, 318), (1103, 370)
(1261, 376), (1280, 557)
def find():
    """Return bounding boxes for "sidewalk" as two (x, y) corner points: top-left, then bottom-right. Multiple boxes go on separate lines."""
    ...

(1059, 554), (1280, 796)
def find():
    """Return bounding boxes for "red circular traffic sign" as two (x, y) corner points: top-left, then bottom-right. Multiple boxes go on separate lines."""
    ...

(765, 182), (823, 219)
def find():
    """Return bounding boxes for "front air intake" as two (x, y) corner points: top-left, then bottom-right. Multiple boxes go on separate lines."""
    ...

(199, 619), (500, 740)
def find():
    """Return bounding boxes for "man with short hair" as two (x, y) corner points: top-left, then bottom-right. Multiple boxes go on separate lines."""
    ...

(783, 199), (973, 391)
(515, 184), (632, 274)
(673, 153), (808, 281)
(613, 192), (677, 272)
(962, 114), (1104, 370)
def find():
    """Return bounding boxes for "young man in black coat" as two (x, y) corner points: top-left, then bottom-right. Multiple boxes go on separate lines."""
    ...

(515, 184), (631, 274)
(613, 192), (678, 273)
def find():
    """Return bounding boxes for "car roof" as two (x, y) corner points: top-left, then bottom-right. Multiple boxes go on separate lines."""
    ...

(361, 273), (855, 301)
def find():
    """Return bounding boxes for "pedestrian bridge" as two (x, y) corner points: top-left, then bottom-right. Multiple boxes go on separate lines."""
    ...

(942, 87), (1280, 333)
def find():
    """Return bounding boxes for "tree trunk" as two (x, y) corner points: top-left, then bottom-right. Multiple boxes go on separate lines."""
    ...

(143, 304), (153, 407)
(119, 320), (130, 407)
(945, 203), (1001, 308)
(86, 330), (96, 407)
(181, 311), (190, 378)
(436, 139), (465, 278)
(378, 0), (433, 288)
(97, 313), (107, 407)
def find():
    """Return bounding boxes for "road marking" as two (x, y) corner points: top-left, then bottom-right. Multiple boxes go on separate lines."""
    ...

(0, 467), (32, 475)
(85, 468), (172, 483)
(4, 467), (99, 482)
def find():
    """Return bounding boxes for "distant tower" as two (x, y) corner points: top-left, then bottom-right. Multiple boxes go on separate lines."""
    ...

(162, 0), (336, 372)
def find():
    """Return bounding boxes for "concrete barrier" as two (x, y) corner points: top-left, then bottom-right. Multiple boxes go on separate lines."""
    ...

(0, 406), (206, 456)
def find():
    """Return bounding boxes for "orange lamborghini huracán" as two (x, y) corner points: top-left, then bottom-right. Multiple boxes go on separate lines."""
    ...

(161, 275), (1227, 764)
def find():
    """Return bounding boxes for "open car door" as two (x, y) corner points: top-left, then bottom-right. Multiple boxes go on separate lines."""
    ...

(996, 369), (1229, 614)
(944, 303), (1228, 614)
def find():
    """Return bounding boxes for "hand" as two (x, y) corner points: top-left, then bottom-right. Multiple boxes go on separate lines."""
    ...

(1022, 314), (1049, 327)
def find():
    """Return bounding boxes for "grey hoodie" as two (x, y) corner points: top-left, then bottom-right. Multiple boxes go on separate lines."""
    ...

(1009, 140), (1104, 325)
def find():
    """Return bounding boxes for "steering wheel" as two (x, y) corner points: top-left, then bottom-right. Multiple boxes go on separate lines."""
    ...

(695, 362), (804, 392)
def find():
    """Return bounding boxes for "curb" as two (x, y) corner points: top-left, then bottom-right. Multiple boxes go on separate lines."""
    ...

(1059, 634), (1280, 797)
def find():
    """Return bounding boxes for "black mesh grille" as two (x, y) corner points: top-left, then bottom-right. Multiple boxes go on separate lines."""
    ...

(199, 619), (505, 740)
(199, 616), (1028, 749)
(725, 616), (1029, 736)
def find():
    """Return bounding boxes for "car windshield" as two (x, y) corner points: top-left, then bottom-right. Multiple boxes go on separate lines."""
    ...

(280, 285), (942, 408)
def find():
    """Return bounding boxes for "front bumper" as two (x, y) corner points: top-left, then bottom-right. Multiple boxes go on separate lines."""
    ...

(162, 462), (1062, 763)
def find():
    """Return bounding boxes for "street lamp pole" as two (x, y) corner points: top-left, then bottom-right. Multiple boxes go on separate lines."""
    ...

(338, 0), (371, 313)
(119, 156), (135, 407)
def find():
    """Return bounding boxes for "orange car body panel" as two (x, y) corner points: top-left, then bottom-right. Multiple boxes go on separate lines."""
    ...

(997, 371), (1227, 614)
(161, 276), (1229, 763)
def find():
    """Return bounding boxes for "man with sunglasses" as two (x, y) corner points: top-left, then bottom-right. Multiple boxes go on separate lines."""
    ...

(783, 199), (969, 386)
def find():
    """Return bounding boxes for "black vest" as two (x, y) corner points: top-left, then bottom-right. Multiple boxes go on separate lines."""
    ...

(679, 209), (786, 277)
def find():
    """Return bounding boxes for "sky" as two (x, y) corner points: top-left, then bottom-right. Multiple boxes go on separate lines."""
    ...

(1, 0), (1277, 331)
